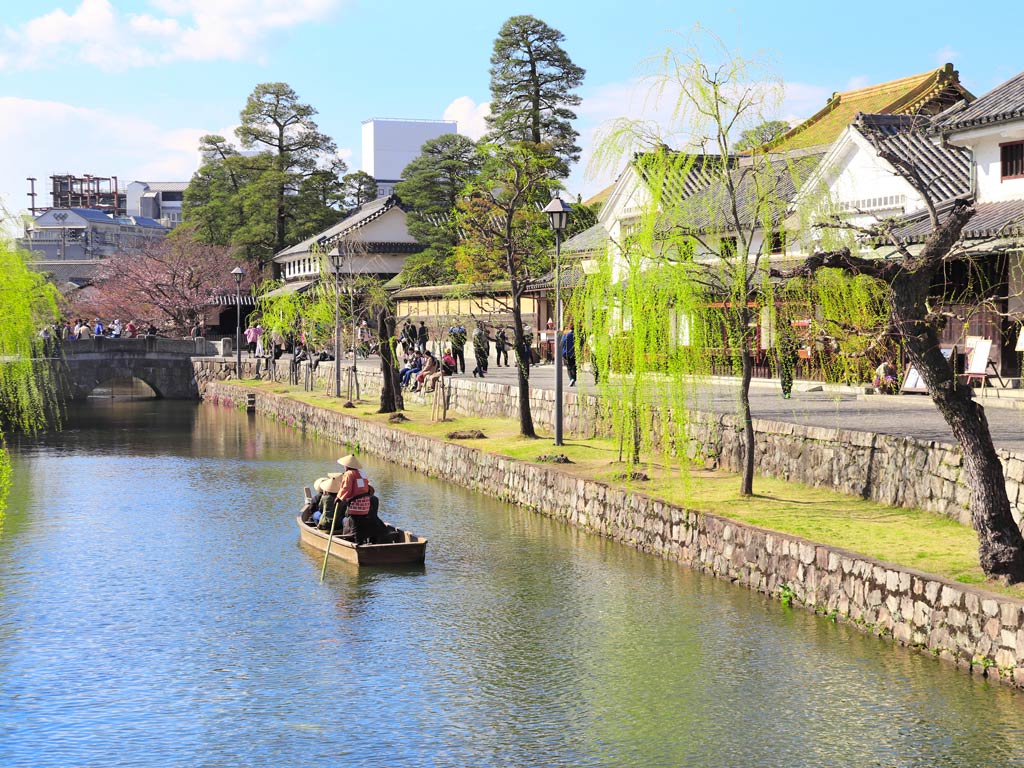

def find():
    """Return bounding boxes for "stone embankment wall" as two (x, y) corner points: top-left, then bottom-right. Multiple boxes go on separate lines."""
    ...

(192, 358), (1024, 529)
(203, 380), (1024, 688)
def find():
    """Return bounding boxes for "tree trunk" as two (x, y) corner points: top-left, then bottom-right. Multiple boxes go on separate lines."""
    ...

(510, 289), (536, 438)
(377, 309), (403, 414)
(892, 273), (1024, 582)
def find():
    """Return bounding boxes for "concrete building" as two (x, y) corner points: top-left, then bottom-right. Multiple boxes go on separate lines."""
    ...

(126, 181), (188, 228)
(361, 118), (457, 197)
(19, 208), (168, 262)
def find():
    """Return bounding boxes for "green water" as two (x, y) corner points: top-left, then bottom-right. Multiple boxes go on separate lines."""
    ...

(1, 401), (1022, 767)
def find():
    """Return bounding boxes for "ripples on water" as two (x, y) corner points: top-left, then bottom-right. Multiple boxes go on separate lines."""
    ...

(1, 401), (1022, 767)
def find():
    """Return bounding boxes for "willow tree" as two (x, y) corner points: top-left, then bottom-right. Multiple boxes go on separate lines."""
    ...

(0, 238), (61, 520)
(456, 143), (559, 437)
(582, 32), (806, 495)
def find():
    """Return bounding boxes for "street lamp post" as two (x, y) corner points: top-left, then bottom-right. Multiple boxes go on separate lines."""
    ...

(231, 266), (244, 379)
(332, 246), (342, 398)
(543, 194), (572, 446)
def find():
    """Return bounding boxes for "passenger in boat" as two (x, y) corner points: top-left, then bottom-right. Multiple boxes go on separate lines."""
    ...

(335, 454), (378, 544)
(307, 477), (330, 526)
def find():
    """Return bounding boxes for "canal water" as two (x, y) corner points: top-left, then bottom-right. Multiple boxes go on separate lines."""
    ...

(2, 402), (1023, 768)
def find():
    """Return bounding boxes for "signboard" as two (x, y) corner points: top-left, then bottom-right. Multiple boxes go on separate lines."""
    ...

(901, 347), (955, 394)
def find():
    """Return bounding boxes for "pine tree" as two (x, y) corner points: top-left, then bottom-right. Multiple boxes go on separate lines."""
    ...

(486, 15), (585, 178)
(394, 133), (481, 285)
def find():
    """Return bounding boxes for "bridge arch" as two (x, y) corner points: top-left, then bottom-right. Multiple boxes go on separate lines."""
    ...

(56, 338), (208, 401)
(84, 375), (161, 399)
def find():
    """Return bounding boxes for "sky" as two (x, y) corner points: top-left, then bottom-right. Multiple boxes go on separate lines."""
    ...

(0, 0), (1021, 220)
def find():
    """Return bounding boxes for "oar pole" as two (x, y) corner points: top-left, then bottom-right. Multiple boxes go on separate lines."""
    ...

(319, 501), (340, 582)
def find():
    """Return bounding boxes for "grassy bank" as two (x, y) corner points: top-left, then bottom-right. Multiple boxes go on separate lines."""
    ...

(240, 379), (1023, 599)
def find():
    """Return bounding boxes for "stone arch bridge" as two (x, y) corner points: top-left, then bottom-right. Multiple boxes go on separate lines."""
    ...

(57, 337), (216, 400)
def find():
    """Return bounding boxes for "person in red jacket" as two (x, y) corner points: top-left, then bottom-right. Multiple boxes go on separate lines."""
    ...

(334, 454), (379, 544)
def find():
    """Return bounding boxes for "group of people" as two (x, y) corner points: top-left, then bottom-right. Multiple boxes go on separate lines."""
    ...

(305, 454), (391, 545)
(397, 348), (457, 392)
(56, 318), (156, 340)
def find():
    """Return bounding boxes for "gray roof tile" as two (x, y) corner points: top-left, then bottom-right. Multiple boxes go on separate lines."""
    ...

(854, 113), (970, 202)
(940, 71), (1024, 131)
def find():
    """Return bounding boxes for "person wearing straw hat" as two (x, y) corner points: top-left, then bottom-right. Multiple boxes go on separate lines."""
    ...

(306, 477), (331, 526)
(333, 454), (378, 544)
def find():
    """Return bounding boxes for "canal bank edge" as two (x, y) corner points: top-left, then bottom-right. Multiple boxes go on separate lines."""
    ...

(202, 379), (1024, 690)
(190, 358), (1024, 530)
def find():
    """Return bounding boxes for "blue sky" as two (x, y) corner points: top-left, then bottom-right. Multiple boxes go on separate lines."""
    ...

(0, 0), (1020, 218)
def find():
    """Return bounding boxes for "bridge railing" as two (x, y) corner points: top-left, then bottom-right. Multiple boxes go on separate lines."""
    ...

(58, 337), (217, 356)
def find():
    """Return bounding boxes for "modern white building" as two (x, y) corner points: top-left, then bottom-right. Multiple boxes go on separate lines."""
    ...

(126, 181), (188, 228)
(361, 118), (457, 197)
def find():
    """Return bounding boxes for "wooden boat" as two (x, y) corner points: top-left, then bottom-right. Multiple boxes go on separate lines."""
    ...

(297, 491), (427, 566)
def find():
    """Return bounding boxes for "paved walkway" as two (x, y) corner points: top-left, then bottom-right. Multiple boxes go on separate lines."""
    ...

(352, 354), (1024, 453)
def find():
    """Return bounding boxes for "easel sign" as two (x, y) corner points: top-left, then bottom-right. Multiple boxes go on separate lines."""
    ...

(963, 337), (1003, 388)
(901, 347), (955, 394)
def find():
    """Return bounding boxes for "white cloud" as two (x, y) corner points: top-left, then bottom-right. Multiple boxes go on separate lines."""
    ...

(443, 96), (490, 140)
(0, 0), (345, 71)
(0, 97), (207, 217)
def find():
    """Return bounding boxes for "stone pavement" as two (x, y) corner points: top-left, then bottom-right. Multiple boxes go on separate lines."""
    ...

(351, 353), (1024, 453)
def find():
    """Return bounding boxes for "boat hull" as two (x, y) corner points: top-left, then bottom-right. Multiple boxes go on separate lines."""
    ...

(296, 516), (427, 566)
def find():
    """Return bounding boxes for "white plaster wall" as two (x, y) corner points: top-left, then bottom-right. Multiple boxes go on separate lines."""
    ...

(965, 129), (1024, 203)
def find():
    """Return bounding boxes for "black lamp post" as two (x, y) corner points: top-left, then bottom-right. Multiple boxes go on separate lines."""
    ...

(231, 266), (244, 378)
(332, 245), (342, 398)
(543, 194), (572, 446)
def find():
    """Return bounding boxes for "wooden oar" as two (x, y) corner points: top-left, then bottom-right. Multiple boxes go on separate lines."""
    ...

(319, 500), (340, 582)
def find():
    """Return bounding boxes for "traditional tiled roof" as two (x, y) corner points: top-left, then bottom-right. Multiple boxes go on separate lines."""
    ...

(274, 195), (406, 260)
(940, 70), (1024, 132)
(391, 280), (512, 299)
(659, 150), (825, 234)
(771, 64), (973, 152)
(891, 199), (1024, 244)
(524, 262), (586, 293)
(853, 113), (971, 203)
(561, 222), (607, 255)
(582, 183), (615, 207)
(634, 151), (729, 207)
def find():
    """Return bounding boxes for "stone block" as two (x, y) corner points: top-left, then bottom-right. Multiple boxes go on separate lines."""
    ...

(940, 585), (963, 608)
(1000, 603), (1021, 628)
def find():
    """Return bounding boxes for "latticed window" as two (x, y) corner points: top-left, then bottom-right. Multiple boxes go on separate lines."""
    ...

(1001, 141), (1024, 180)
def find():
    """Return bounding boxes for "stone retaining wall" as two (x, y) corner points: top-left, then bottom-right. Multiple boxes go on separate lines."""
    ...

(202, 380), (1024, 688)
(192, 358), (1024, 529)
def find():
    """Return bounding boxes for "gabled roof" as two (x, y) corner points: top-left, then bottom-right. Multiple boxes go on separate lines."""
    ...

(634, 151), (730, 208)
(771, 64), (973, 152)
(124, 216), (167, 229)
(659, 151), (825, 234)
(562, 222), (608, 255)
(893, 199), (1024, 243)
(940, 70), (1024, 132)
(67, 208), (115, 224)
(853, 113), (971, 203)
(274, 195), (403, 260)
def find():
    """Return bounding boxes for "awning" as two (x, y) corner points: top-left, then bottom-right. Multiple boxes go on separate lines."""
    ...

(261, 279), (317, 299)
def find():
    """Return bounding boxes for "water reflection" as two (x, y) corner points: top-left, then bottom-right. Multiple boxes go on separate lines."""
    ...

(0, 401), (1022, 767)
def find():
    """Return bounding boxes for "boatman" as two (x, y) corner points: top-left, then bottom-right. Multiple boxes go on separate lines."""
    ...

(334, 454), (378, 544)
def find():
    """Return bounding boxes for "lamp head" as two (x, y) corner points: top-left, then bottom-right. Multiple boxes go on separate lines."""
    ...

(543, 194), (572, 232)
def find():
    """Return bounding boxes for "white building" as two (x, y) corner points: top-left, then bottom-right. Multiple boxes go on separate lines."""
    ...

(361, 118), (458, 198)
(126, 181), (188, 228)
(271, 195), (424, 292)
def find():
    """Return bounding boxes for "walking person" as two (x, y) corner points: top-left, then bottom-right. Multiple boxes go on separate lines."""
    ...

(561, 324), (577, 387)
(417, 321), (429, 354)
(494, 327), (509, 367)
(775, 311), (799, 399)
(449, 323), (467, 374)
(471, 322), (490, 378)
(254, 324), (265, 357)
